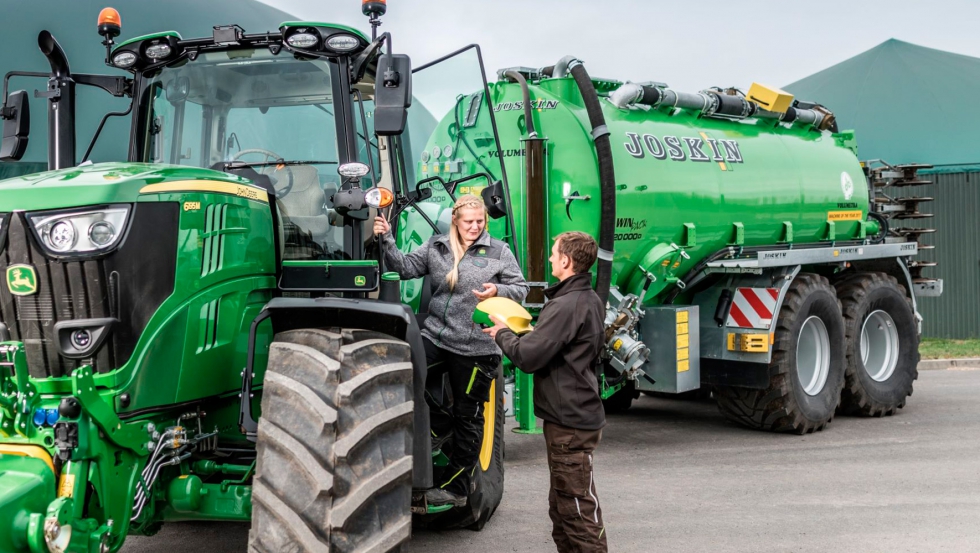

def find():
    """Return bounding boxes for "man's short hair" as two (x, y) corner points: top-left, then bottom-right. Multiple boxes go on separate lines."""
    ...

(555, 231), (598, 273)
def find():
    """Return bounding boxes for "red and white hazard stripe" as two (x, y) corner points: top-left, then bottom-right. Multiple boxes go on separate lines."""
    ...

(726, 287), (779, 329)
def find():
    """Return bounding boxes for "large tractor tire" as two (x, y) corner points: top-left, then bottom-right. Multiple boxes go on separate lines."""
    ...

(416, 371), (505, 531)
(249, 328), (414, 553)
(835, 272), (919, 416)
(714, 273), (846, 434)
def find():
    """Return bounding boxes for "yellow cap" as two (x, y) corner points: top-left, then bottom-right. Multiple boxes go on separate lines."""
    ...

(473, 297), (533, 334)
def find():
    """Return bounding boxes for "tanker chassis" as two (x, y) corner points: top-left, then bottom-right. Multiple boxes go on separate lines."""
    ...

(0, 2), (940, 551)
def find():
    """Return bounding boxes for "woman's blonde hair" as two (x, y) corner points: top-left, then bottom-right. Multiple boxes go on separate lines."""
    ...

(446, 194), (487, 290)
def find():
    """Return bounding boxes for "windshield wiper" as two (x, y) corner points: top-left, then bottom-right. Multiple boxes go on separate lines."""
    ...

(218, 159), (339, 170)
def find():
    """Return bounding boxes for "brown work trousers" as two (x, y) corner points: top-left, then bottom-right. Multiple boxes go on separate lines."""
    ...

(544, 421), (608, 553)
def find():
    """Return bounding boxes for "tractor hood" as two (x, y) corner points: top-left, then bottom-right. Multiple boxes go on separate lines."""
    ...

(0, 162), (253, 212)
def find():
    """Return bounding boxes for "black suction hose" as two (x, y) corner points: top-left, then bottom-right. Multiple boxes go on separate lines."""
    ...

(503, 70), (537, 138)
(567, 61), (616, 303)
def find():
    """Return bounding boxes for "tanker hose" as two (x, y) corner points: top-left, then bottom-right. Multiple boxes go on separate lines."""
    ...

(551, 55), (579, 79)
(867, 211), (889, 244)
(568, 60), (616, 304)
(608, 83), (662, 110)
(503, 70), (537, 138)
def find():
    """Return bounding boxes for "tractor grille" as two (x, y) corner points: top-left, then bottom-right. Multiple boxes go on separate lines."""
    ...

(0, 204), (178, 378)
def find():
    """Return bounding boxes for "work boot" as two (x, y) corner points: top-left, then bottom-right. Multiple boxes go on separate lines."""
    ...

(425, 488), (467, 507)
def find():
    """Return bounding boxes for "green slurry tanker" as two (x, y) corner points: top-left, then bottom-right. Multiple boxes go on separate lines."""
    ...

(0, 2), (938, 551)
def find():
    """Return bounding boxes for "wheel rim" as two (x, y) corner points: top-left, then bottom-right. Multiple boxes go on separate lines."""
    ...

(797, 315), (831, 396)
(860, 310), (900, 382)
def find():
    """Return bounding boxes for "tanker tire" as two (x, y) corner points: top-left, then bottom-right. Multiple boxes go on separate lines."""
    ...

(601, 380), (637, 414)
(834, 272), (919, 417)
(713, 273), (846, 434)
(248, 329), (414, 553)
(417, 371), (505, 531)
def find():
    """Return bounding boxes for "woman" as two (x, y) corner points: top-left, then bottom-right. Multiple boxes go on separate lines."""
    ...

(375, 194), (528, 507)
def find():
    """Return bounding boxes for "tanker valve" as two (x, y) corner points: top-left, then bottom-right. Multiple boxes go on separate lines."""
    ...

(603, 290), (651, 375)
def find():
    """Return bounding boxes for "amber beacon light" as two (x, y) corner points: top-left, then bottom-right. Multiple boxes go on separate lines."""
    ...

(98, 7), (122, 38)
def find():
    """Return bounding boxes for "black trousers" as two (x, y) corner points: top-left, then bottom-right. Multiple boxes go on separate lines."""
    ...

(423, 337), (499, 496)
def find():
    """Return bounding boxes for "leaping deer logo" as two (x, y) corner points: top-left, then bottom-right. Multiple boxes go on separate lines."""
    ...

(6, 265), (37, 296)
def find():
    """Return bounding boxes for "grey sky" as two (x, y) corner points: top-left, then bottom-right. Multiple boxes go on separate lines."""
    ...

(260, 0), (980, 92)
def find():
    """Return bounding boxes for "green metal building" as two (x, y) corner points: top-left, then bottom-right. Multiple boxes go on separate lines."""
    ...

(786, 39), (980, 339)
(0, 0), (293, 179)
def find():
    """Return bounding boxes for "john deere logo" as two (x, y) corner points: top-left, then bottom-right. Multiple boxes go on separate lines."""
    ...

(477, 248), (486, 256)
(354, 275), (367, 287)
(6, 265), (38, 296)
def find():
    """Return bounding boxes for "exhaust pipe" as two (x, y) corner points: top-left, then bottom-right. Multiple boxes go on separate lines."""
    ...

(37, 31), (76, 170)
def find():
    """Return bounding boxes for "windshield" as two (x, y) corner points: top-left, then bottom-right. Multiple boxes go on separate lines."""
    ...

(142, 48), (380, 261)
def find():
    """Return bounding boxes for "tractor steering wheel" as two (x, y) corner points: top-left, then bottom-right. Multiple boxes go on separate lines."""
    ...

(232, 148), (295, 198)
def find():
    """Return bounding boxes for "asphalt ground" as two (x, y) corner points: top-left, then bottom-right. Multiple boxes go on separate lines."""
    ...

(124, 367), (980, 553)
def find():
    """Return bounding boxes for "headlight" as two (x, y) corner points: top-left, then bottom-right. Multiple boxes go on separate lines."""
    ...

(338, 162), (370, 178)
(112, 51), (138, 68)
(364, 187), (394, 209)
(326, 34), (359, 52)
(28, 205), (131, 256)
(286, 33), (318, 49)
(145, 42), (172, 60)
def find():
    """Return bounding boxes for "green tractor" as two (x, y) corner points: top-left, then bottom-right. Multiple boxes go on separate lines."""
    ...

(0, 2), (510, 551)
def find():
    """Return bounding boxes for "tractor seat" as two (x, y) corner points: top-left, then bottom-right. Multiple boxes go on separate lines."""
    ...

(271, 166), (340, 258)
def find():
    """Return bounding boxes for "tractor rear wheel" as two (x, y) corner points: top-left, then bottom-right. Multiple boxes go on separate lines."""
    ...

(714, 273), (846, 434)
(248, 328), (414, 553)
(835, 272), (919, 416)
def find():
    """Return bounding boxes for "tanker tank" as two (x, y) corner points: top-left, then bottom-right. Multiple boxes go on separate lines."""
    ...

(399, 60), (926, 435)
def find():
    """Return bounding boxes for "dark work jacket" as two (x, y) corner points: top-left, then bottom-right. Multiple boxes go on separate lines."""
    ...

(495, 273), (606, 430)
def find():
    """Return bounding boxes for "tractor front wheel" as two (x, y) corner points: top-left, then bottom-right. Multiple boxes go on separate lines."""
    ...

(248, 328), (414, 553)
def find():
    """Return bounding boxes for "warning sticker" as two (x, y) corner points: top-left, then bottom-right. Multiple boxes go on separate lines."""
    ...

(827, 210), (863, 221)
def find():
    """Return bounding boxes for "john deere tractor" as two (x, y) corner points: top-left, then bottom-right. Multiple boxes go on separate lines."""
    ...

(0, 2), (512, 551)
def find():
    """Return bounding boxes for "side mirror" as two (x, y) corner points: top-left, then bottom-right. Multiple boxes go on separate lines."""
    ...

(0, 90), (30, 162)
(481, 180), (508, 219)
(374, 54), (412, 136)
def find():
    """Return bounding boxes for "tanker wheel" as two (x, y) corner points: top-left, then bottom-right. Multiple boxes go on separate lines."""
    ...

(713, 273), (846, 434)
(834, 272), (919, 417)
(415, 371), (505, 531)
(601, 366), (638, 414)
(248, 328), (414, 553)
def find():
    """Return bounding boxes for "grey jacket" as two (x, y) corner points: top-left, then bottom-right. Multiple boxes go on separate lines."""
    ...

(382, 231), (528, 356)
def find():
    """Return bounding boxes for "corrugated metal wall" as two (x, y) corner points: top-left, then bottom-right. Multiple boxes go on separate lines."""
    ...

(900, 171), (980, 339)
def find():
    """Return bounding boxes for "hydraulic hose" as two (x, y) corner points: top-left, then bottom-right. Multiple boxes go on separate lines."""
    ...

(867, 211), (889, 244)
(503, 70), (537, 138)
(564, 59), (616, 303)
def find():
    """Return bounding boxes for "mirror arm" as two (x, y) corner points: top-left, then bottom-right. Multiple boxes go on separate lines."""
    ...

(1, 71), (48, 117)
(74, 74), (133, 98)
(351, 32), (389, 85)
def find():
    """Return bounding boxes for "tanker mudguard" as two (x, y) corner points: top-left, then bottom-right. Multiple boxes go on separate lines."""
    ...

(239, 297), (433, 488)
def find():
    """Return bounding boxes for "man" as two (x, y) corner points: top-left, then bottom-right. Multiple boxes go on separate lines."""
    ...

(484, 231), (608, 552)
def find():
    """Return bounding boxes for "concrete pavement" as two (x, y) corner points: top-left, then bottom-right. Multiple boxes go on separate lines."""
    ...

(124, 367), (980, 553)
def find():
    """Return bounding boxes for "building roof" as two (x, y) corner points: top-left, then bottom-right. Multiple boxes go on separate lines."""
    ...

(785, 39), (980, 174)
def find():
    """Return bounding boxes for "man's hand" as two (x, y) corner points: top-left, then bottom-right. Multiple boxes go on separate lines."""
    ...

(482, 313), (508, 339)
(472, 283), (498, 300)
